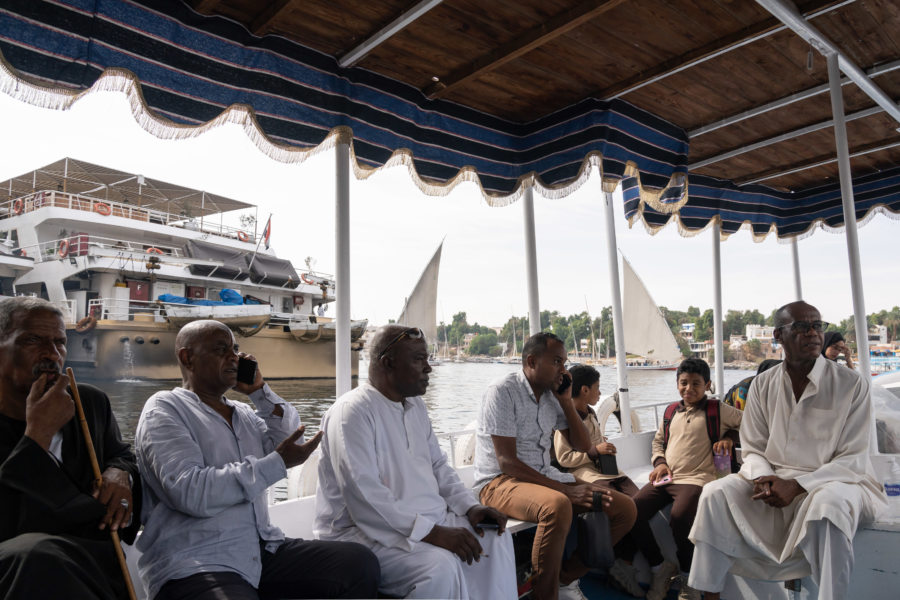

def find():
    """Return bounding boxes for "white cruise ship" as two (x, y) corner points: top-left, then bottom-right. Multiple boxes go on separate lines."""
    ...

(0, 158), (366, 380)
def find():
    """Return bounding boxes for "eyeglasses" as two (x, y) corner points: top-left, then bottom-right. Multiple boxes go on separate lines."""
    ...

(377, 327), (424, 360)
(779, 320), (829, 334)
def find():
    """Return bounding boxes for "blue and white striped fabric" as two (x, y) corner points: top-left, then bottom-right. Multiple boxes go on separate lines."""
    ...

(1, 0), (897, 236)
(0, 0), (688, 199)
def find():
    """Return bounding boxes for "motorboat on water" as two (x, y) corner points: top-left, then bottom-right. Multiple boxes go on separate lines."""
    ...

(0, 158), (367, 380)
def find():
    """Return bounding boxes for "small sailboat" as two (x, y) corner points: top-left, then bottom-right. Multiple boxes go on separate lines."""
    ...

(397, 241), (443, 364)
(621, 254), (682, 370)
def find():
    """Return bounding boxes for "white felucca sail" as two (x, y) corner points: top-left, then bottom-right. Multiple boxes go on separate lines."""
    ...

(621, 254), (682, 368)
(397, 241), (443, 345)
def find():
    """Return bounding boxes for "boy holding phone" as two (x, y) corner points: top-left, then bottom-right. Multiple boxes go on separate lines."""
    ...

(630, 358), (742, 600)
(553, 364), (642, 597)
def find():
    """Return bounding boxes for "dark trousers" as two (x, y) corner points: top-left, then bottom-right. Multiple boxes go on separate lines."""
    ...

(592, 476), (640, 560)
(631, 482), (702, 573)
(0, 532), (125, 600)
(155, 537), (379, 600)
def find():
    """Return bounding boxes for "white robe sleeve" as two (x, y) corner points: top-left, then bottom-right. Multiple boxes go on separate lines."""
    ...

(425, 413), (479, 517)
(326, 400), (436, 551)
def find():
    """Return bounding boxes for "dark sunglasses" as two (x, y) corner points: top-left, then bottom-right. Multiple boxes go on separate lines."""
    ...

(377, 328), (424, 360)
(780, 320), (829, 334)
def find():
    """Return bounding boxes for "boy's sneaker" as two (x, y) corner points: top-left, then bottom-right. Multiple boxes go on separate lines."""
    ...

(558, 579), (588, 600)
(645, 560), (678, 600)
(608, 559), (645, 598)
(673, 574), (701, 600)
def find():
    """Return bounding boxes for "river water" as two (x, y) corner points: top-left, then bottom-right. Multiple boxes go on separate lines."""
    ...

(102, 361), (755, 445)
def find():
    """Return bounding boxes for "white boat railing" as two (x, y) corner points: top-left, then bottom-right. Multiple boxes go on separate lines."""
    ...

(50, 298), (76, 325)
(0, 190), (260, 244)
(89, 297), (166, 322)
(22, 235), (184, 264)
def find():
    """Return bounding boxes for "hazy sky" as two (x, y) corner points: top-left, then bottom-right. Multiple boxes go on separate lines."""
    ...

(0, 90), (896, 327)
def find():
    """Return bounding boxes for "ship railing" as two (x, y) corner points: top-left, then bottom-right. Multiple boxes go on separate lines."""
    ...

(49, 299), (77, 325)
(88, 297), (167, 322)
(21, 236), (184, 264)
(0, 190), (262, 244)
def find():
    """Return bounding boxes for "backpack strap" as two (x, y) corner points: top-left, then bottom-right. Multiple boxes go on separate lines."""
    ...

(662, 402), (681, 450)
(705, 399), (721, 445)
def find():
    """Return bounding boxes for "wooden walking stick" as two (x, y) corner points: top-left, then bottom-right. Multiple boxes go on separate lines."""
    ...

(66, 367), (138, 600)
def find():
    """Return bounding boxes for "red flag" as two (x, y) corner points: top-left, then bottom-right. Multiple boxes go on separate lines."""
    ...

(262, 216), (272, 249)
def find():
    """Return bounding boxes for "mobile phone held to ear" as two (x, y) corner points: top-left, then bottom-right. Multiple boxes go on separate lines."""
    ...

(237, 357), (258, 385)
(557, 373), (572, 395)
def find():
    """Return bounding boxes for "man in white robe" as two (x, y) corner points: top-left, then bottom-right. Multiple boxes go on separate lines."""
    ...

(315, 325), (517, 599)
(688, 301), (886, 600)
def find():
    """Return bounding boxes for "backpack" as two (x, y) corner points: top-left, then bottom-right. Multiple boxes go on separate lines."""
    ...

(662, 399), (739, 473)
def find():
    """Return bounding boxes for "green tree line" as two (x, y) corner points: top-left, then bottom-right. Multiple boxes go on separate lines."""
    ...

(438, 306), (900, 357)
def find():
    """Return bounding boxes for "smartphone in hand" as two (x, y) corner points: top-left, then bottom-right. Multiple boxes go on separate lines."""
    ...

(236, 357), (258, 385)
(479, 517), (500, 529)
(557, 373), (572, 395)
(653, 474), (672, 487)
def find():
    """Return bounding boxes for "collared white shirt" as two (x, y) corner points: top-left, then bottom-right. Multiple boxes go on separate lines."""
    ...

(314, 383), (478, 551)
(135, 384), (300, 599)
(474, 370), (573, 491)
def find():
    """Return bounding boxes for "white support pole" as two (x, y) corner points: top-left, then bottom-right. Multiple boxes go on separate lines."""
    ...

(603, 190), (633, 435)
(522, 184), (541, 335)
(335, 141), (352, 396)
(712, 222), (725, 398)
(827, 53), (871, 380)
(790, 237), (803, 301)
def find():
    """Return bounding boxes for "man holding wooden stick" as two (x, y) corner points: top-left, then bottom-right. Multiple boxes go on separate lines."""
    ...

(0, 296), (141, 599)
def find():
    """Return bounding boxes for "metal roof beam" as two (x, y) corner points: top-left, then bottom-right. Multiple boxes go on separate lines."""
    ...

(757, 0), (900, 124)
(339, 0), (444, 68)
(738, 139), (900, 185)
(424, 0), (627, 99)
(250, 0), (295, 36)
(690, 58), (900, 138)
(600, 0), (853, 100)
(689, 105), (883, 170)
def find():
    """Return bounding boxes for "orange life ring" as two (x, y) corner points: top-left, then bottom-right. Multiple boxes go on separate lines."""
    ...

(301, 273), (315, 285)
(146, 247), (163, 254)
(75, 315), (97, 333)
(237, 231), (249, 242)
(13, 199), (23, 215)
(57, 240), (69, 258)
(94, 202), (112, 216)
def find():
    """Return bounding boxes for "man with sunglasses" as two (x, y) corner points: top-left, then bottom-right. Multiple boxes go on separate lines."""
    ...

(315, 325), (517, 599)
(688, 301), (886, 600)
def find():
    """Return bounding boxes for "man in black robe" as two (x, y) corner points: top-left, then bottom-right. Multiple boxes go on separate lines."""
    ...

(0, 297), (140, 599)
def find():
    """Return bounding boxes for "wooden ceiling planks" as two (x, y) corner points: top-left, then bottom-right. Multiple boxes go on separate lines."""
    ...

(183, 0), (900, 193)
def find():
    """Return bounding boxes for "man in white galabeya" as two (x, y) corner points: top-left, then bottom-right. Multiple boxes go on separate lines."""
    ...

(688, 301), (887, 600)
(315, 325), (517, 599)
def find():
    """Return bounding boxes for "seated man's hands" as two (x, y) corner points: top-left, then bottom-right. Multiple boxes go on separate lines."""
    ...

(596, 442), (616, 455)
(564, 483), (613, 510)
(648, 463), (672, 484)
(24, 373), (74, 451)
(712, 438), (733, 456)
(422, 524), (483, 564)
(466, 504), (507, 536)
(751, 475), (805, 508)
(94, 467), (133, 531)
(276, 426), (323, 469)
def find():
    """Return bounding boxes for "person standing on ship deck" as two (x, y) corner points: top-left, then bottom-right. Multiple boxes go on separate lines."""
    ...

(474, 332), (614, 600)
(0, 296), (141, 600)
(135, 320), (379, 600)
(688, 301), (887, 600)
(315, 324), (517, 599)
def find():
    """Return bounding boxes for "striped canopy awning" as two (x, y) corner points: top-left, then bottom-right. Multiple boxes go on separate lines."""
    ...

(0, 0), (898, 238)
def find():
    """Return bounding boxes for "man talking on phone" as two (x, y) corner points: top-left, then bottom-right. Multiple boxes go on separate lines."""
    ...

(315, 324), (516, 599)
(474, 332), (614, 600)
(135, 320), (379, 600)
